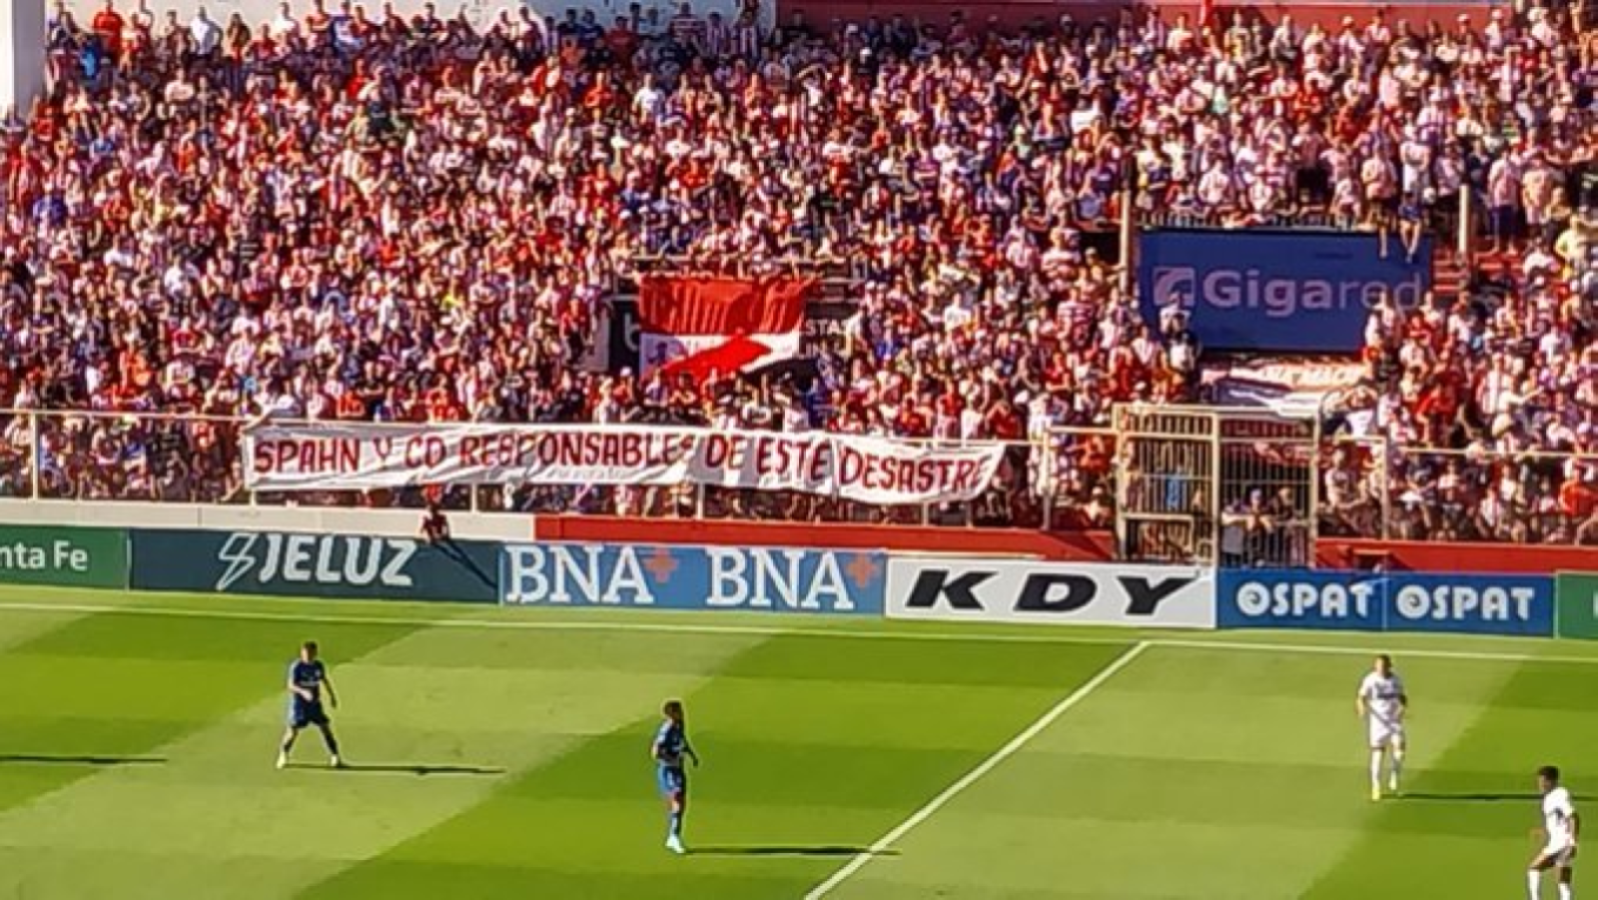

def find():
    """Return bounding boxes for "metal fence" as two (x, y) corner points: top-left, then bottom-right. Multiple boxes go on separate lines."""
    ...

(1091, 406), (1319, 568)
(0, 409), (1051, 527)
(1319, 438), (1598, 548)
(2, 408), (1593, 557)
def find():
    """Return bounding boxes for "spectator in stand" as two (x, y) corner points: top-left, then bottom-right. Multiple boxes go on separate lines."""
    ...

(1338, 210), (1597, 544)
(0, 2), (1589, 540)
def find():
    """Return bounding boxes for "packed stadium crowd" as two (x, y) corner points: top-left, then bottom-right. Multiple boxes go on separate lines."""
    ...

(0, 0), (1593, 546)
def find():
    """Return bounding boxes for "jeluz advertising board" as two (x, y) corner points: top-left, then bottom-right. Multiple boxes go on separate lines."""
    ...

(131, 529), (499, 603)
(1218, 570), (1554, 637)
(1137, 229), (1432, 353)
(499, 543), (885, 615)
(885, 558), (1216, 629)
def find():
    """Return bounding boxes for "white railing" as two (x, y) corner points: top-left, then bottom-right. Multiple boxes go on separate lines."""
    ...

(0, 409), (1055, 529)
(6, 407), (1592, 551)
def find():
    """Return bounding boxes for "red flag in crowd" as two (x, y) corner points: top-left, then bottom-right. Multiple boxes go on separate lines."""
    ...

(638, 275), (815, 381)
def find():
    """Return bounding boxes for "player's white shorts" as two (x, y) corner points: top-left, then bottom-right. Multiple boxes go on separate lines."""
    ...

(1368, 719), (1405, 750)
(1537, 844), (1577, 868)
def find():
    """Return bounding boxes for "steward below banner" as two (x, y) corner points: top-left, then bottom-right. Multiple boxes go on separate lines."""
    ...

(499, 543), (884, 615)
(0, 525), (126, 589)
(885, 557), (1215, 629)
(245, 422), (1004, 506)
(131, 529), (498, 603)
(1217, 569), (1553, 636)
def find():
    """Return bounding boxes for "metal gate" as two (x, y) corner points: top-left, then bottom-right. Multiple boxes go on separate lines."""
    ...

(1112, 405), (1319, 566)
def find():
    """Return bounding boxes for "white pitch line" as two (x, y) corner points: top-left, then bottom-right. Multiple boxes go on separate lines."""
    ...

(802, 640), (1153, 900)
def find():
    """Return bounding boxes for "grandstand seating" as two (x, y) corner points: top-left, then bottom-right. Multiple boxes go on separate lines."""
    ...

(1, 2), (1592, 548)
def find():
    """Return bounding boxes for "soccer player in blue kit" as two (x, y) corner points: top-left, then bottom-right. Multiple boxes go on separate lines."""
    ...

(652, 699), (699, 854)
(277, 641), (343, 770)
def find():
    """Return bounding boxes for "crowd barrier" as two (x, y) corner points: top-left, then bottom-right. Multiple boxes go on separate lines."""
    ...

(6, 523), (1596, 645)
(7, 407), (1595, 559)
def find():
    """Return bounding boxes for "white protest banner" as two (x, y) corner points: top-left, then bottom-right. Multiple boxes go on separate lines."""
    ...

(243, 423), (1006, 506)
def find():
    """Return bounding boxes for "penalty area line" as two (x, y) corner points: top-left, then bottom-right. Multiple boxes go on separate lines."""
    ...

(802, 640), (1153, 900)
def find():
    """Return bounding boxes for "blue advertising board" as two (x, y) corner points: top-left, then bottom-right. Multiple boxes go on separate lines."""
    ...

(1218, 569), (1384, 631)
(1383, 573), (1553, 637)
(499, 543), (885, 615)
(131, 529), (499, 603)
(1137, 229), (1432, 352)
(1218, 569), (1554, 637)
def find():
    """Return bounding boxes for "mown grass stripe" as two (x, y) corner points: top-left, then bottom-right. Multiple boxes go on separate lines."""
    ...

(0, 622), (768, 899)
(804, 641), (1149, 899)
(6, 600), (1598, 668)
(0, 612), (423, 824)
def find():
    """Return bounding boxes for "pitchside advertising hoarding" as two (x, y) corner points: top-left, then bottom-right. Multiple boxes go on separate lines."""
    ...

(130, 529), (499, 603)
(1137, 229), (1432, 353)
(0, 525), (127, 589)
(1556, 572), (1598, 639)
(499, 542), (886, 615)
(885, 558), (1217, 628)
(1217, 570), (1555, 636)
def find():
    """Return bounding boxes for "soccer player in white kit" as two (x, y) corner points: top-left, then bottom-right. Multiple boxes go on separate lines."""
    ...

(1529, 765), (1579, 900)
(1355, 654), (1407, 800)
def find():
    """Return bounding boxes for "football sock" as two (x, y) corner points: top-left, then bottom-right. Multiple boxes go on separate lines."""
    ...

(669, 810), (682, 838)
(1557, 882), (1571, 900)
(1529, 869), (1541, 899)
(1369, 751), (1383, 789)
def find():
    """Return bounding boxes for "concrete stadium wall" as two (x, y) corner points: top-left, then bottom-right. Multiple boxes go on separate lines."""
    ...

(4, 501), (1565, 571)
(0, 499), (1108, 559)
(536, 515), (1116, 560)
(1316, 538), (1598, 574)
(0, 498), (533, 540)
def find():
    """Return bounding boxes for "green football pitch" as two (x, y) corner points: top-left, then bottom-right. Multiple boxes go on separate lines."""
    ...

(0, 586), (1594, 899)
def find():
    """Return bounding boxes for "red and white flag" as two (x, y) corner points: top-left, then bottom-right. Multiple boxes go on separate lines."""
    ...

(638, 275), (815, 380)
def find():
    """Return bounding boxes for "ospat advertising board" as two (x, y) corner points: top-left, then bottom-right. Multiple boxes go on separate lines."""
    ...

(1137, 229), (1432, 353)
(1217, 569), (1554, 636)
(499, 542), (886, 615)
(1216, 569), (1384, 631)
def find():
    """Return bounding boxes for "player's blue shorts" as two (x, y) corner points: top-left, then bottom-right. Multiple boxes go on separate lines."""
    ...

(656, 764), (686, 797)
(287, 700), (330, 729)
